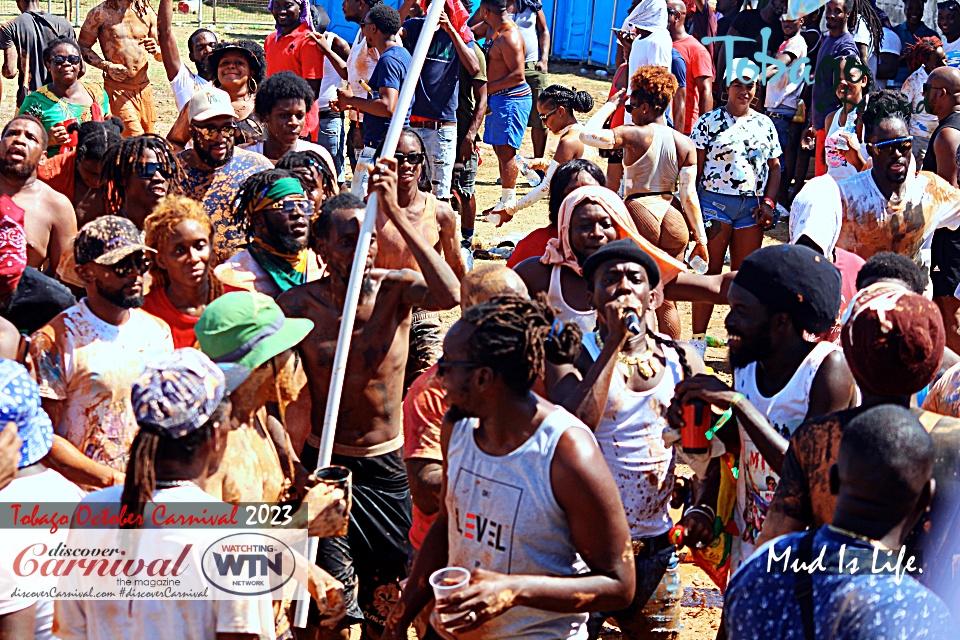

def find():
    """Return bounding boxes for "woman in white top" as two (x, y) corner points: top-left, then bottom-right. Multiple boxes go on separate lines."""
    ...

(582, 65), (709, 339)
(823, 56), (874, 180)
(901, 35), (947, 164)
(496, 85), (598, 224)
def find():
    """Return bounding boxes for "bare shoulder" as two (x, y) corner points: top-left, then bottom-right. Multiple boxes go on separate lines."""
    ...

(37, 182), (74, 215)
(513, 256), (550, 294)
(277, 280), (328, 317)
(672, 128), (697, 158)
(80, 2), (108, 29)
(434, 198), (456, 230)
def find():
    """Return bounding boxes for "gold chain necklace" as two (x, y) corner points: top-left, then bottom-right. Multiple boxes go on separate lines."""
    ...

(595, 332), (661, 380)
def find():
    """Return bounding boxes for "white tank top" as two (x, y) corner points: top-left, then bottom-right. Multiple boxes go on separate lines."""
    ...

(346, 31), (380, 121)
(583, 332), (683, 539)
(547, 266), (596, 335)
(317, 32), (340, 110)
(508, 7), (539, 64)
(445, 408), (591, 639)
(825, 108), (859, 180)
(731, 341), (840, 569)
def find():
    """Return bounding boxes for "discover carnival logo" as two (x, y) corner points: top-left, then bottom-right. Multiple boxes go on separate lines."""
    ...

(201, 533), (297, 597)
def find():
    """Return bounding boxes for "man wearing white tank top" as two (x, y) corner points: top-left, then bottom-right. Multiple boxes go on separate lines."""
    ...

(383, 297), (635, 640)
(671, 245), (856, 574)
(548, 239), (706, 637)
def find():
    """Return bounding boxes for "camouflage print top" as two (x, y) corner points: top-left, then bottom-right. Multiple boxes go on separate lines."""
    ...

(175, 147), (273, 264)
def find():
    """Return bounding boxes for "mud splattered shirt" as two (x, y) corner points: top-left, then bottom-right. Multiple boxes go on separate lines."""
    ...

(726, 527), (952, 640)
(768, 407), (960, 615)
(833, 169), (960, 260)
(923, 361), (960, 418)
(29, 300), (173, 471)
(175, 148), (274, 264)
(582, 333), (682, 539)
(689, 107), (781, 196)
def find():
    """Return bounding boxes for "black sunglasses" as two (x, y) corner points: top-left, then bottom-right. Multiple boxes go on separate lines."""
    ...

(137, 161), (174, 180)
(865, 136), (914, 154)
(51, 54), (81, 65)
(395, 151), (425, 165)
(109, 252), (151, 278)
(193, 122), (239, 138)
(436, 355), (481, 377)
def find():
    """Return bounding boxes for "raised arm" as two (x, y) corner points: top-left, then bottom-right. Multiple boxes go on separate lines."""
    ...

(371, 159), (461, 310)
(440, 10), (480, 76)
(157, 0), (183, 81)
(311, 31), (348, 80)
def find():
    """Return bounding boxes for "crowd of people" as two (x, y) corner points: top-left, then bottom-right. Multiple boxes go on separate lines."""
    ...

(1, 0), (960, 637)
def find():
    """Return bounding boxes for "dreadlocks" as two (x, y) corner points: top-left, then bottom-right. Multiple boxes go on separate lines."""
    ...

(144, 195), (213, 289)
(101, 134), (178, 216)
(461, 294), (581, 393)
(277, 150), (336, 197)
(905, 35), (944, 73)
(120, 401), (228, 529)
(232, 168), (298, 241)
(847, 0), (883, 58)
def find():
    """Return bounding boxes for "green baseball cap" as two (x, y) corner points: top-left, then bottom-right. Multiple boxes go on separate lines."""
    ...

(195, 291), (314, 372)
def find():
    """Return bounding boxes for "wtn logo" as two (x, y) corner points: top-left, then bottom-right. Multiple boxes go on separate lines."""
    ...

(212, 551), (284, 578)
(202, 533), (297, 597)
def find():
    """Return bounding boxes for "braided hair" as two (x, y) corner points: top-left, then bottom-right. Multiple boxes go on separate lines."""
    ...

(847, 0), (883, 57)
(277, 150), (336, 197)
(538, 84), (595, 114)
(399, 128), (433, 192)
(862, 89), (912, 138)
(120, 401), (228, 528)
(101, 134), (178, 216)
(75, 117), (122, 163)
(649, 333), (694, 379)
(905, 35), (944, 72)
(232, 168), (298, 241)
(460, 294), (581, 393)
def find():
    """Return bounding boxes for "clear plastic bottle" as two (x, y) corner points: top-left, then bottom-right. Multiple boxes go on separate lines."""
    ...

(689, 255), (708, 275)
(642, 553), (682, 634)
(515, 154), (542, 186)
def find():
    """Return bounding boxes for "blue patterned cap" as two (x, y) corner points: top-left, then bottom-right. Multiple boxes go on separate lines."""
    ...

(0, 359), (53, 468)
(131, 348), (247, 438)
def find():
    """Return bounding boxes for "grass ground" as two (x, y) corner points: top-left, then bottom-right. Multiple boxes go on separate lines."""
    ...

(0, 25), (807, 636)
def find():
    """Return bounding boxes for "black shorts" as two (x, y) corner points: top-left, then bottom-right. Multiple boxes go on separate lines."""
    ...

(308, 448), (413, 634)
(931, 228), (960, 297)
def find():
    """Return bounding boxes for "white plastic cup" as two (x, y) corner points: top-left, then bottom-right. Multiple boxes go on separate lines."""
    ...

(429, 566), (470, 626)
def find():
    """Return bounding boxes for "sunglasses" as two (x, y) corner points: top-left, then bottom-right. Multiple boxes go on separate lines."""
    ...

(263, 198), (315, 215)
(436, 355), (481, 377)
(51, 54), (81, 65)
(395, 151), (425, 165)
(136, 161), (174, 180)
(109, 253), (151, 278)
(539, 106), (559, 122)
(924, 83), (945, 94)
(192, 122), (238, 139)
(865, 136), (914, 153)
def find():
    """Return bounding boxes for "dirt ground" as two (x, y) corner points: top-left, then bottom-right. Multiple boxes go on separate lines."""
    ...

(0, 26), (806, 637)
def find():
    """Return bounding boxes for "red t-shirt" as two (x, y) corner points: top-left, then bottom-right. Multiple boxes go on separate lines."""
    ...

(38, 150), (76, 201)
(264, 23), (324, 139)
(141, 285), (200, 349)
(672, 35), (714, 134)
(402, 363), (445, 550)
(506, 225), (558, 269)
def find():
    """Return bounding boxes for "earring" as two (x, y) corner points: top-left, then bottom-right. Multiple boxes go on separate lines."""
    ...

(249, 78), (258, 94)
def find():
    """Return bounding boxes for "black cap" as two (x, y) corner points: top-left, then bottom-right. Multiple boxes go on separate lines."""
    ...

(581, 238), (661, 288)
(733, 244), (841, 334)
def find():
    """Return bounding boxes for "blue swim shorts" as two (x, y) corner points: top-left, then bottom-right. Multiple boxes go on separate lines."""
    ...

(483, 85), (533, 150)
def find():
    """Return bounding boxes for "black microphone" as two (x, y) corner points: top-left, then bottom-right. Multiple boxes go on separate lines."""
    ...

(624, 310), (642, 336)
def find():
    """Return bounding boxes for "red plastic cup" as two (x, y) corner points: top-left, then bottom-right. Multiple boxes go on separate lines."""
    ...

(682, 400), (710, 454)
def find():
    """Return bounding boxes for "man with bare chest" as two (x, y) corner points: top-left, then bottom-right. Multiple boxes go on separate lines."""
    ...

(478, 0), (530, 216)
(79, 0), (161, 137)
(276, 163), (459, 638)
(376, 129), (464, 387)
(0, 115), (76, 273)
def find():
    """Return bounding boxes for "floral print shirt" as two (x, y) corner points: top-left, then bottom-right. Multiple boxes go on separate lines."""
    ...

(175, 148), (273, 264)
(690, 107), (782, 196)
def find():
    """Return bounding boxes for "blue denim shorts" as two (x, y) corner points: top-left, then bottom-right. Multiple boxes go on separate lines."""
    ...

(699, 189), (779, 231)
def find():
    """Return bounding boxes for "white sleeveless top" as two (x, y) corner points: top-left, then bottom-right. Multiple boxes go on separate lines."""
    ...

(508, 7), (539, 64)
(731, 341), (840, 569)
(317, 32), (340, 110)
(583, 332), (682, 539)
(446, 408), (591, 639)
(825, 108), (859, 181)
(547, 266), (596, 335)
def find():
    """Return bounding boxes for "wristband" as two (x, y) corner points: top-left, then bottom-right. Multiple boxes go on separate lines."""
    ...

(762, 197), (775, 210)
(705, 392), (745, 440)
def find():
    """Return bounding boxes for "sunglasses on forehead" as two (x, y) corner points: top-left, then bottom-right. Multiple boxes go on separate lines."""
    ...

(262, 198), (315, 215)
